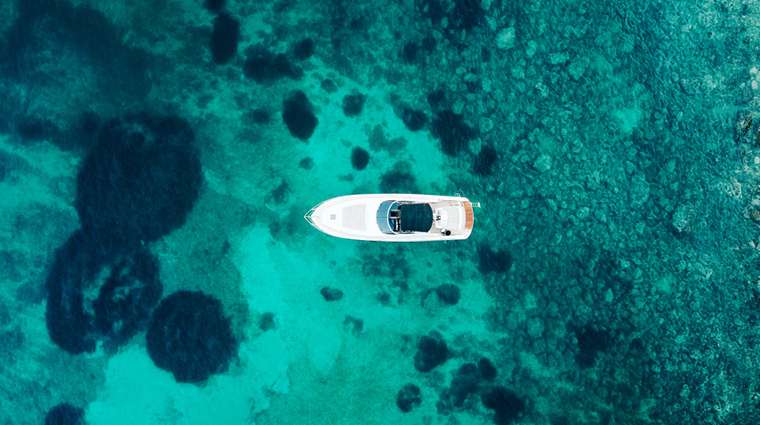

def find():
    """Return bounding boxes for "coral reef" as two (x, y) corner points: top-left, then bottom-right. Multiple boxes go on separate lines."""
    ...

(350, 147), (370, 170)
(282, 90), (318, 141)
(413, 332), (448, 372)
(146, 290), (238, 383)
(210, 12), (240, 64)
(44, 403), (85, 425)
(396, 383), (422, 412)
(75, 113), (203, 244)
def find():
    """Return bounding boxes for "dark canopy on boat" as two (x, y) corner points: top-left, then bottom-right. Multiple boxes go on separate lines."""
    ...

(399, 203), (433, 232)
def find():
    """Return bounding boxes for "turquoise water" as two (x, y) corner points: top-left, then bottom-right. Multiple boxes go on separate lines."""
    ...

(2, 0), (760, 424)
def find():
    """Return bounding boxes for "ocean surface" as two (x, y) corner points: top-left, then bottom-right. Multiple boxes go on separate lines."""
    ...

(2, 0), (760, 424)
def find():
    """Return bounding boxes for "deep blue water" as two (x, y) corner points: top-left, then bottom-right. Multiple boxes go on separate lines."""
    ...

(1, 0), (760, 424)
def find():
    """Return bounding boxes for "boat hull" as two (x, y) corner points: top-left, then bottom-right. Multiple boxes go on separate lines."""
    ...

(304, 194), (474, 242)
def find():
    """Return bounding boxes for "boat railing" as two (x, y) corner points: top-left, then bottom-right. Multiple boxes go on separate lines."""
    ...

(304, 212), (315, 227)
(304, 202), (323, 228)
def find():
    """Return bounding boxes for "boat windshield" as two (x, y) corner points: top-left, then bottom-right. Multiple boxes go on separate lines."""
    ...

(376, 201), (397, 234)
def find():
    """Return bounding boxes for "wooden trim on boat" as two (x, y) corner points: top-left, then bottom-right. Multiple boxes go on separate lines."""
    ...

(464, 201), (474, 230)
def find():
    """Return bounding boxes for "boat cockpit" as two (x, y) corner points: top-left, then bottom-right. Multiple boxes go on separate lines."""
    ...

(377, 200), (438, 235)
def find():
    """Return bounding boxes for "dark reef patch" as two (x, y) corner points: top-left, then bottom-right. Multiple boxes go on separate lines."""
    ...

(477, 243), (513, 274)
(478, 357), (497, 380)
(435, 283), (460, 305)
(401, 41), (419, 63)
(243, 45), (303, 84)
(146, 290), (238, 383)
(321, 78), (338, 93)
(259, 312), (276, 331)
(427, 89), (446, 107)
(248, 108), (271, 124)
(204, 0), (226, 13)
(421, 36), (437, 51)
(45, 232), (105, 354)
(401, 106), (427, 132)
(93, 248), (163, 350)
(573, 324), (613, 368)
(292, 38), (315, 60)
(380, 164), (419, 193)
(431, 109), (477, 157)
(473, 144), (498, 176)
(449, 0), (485, 32)
(414, 332), (448, 372)
(417, 0), (484, 36)
(343, 315), (363, 336)
(282, 90), (318, 140)
(75, 113), (203, 245)
(299, 157), (314, 169)
(342, 93), (366, 117)
(397, 383), (422, 412)
(4, 0), (151, 97)
(351, 147), (370, 170)
(481, 387), (526, 425)
(417, 0), (447, 25)
(15, 115), (57, 142)
(321, 286), (344, 301)
(272, 180), (289, 203)
(448, 362), (481, 407)
(45, 231), (163, 354)
(210, 12), (240, 64)
(44, 403), (84, 425)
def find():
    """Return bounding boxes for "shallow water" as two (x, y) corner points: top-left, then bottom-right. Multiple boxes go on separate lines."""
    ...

(2, 0), (760, 424)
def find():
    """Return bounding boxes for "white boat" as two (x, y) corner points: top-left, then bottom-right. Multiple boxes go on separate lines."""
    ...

(304, 194), (475, 242)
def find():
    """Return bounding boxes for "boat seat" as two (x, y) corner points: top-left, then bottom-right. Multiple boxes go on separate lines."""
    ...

(399, 203), (433, 232)
(433, 208), (448, 229)
(390, 208), (401, 231)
